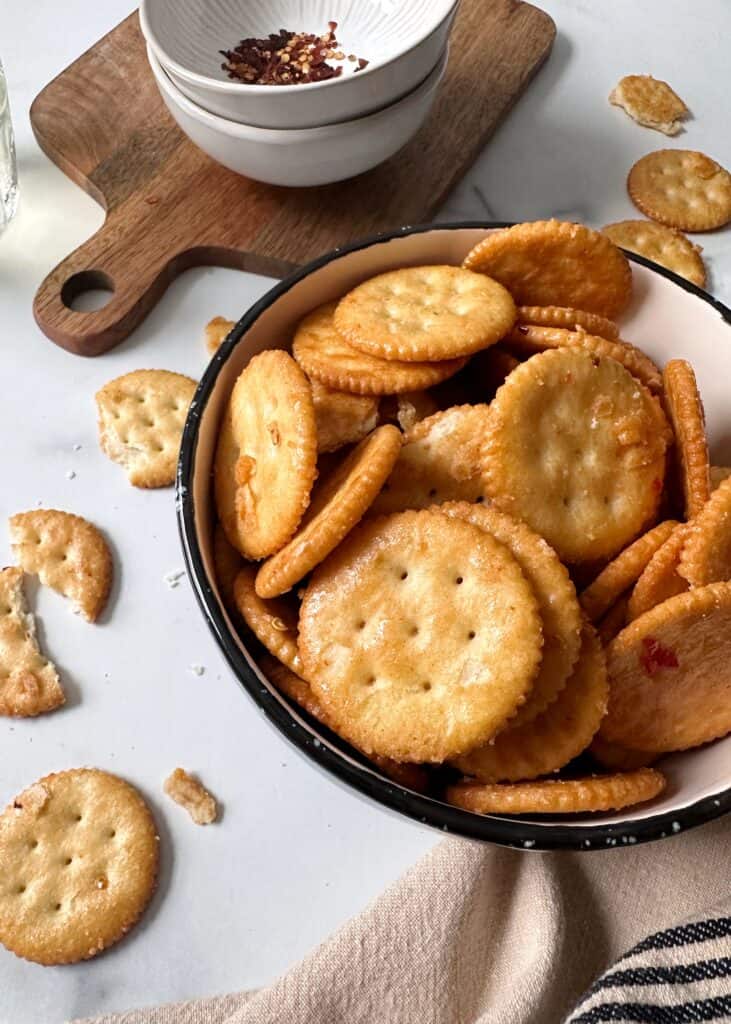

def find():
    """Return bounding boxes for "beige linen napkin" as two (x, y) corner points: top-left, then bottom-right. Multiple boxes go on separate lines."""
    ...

(78, 813), (731, 1024)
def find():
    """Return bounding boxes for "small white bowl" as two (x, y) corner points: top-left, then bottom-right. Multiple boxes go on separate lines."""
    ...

(147, 43), (448, 187)
(140, 0), (459, 129)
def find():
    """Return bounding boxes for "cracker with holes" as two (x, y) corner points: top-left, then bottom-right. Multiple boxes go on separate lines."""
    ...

(517, 305), (619, 340)
(9, 510), (113, 622)
(214, 350), (318, 560)
(609, 75), (689, 135)
(163, 768), (217, 825)
(255, 424), (401, 598)
(442, 502), (583, 724)
(293, 302), (466, 395)
(234, 564), (303, 675)
(372, 406), (490, 515)
(334, 266), (516, 362)
(311, 380), (379, 452)
(663, 358), (710, 518)
(299, 509), (543, 763)
(483, 349), (669, 563)
(453, 623), (607, 782)
(0, 567), (64, 717)
(601, 583), (731, 752)
(628, 150), (731, 231)
(678, 477), (731, 587)
(96, 370), (197, 488)
(463, 220), (633, 319)
(0, 768), (158, 964)
(204, 316), (235, 355)
(446, 768), (665, 815)
(602, 220), (706, 288)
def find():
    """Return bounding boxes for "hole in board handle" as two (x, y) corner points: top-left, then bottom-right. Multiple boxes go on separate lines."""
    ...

(61, 270), (115, 312)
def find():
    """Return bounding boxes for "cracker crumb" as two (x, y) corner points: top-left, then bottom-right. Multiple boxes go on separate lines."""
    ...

(66, 470), (76, 480)
(164, 570), (186, 589)
(72, 443), (82, 451)
(190, 664), (205, 676)
(163, 768), (217, 825)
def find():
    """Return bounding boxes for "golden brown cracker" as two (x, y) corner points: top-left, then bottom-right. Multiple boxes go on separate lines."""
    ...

(255, 425), (402, 598)
(609, 75), (689, 135)
(602, 582), (731, 752)
(452, 623), (607, 783)
(212, 522), (243, 612)
(580, 521), (679, 623)
(371, 406), (490, 515)
(483, 349), (669, 563)
(394, 391), (440, 432)
(663, 358), (710, 519)
(204, 317), (235, 355)
(602, 220), (706, 288)
(234, 565), (303, 675)
(163, 768), (217, 825)
(299, 509), (543, 763)
(334, 266), (516, 362)
(589, 736), (657, 773)
(627, 523), (689, 621)
(441, 502), (583, 724)
(0, 567), (64, 717)
(446, 768), (665, 815)
(292, 302), (466, 395)
(96, 370), (197, 488)
(463, 220), (633, 319)
(678, 477), (731, 586)
(214, 350), (318, 560)
(517, 305), (619, 340)
(9, 510), (113, 622)
(311, 381), (379, 452)
(597, 595), (631, 646)
(0, 769), (158, 964)
(628, 150), (731, 231)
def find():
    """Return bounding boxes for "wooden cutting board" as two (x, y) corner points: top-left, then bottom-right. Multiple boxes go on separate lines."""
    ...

(31, 3), (555, 356)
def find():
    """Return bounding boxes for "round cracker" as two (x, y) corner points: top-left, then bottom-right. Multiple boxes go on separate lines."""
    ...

(214, 350), (317, 560)
(597, 595), (631, 647)
(212, 522), (243, 612)
(441, 502), (582, 724)
(580, 521), (679, 623)
(371, 406), (490, 515)
(602, 582), (731, 752)
(334, 266), (516, 362)
(678, 476), (731, 587)
(663, 359), (710, 519)
(628, 150), (731, 232)
(627, 523), (689, 621)
(483, 349), (670, 563)
(452, 623), (607, 782)
(234, 565), (303, 676)
(311, 381), (379, 453)
(255, 425), (402, 598)
(0, 769), (158, 964)
(589, 736), (657, 773)
(602, 220), (706, 288)
(446, 768), (665, 815)
(463, 220), (633, 319)
(299, 509), (543, 763)
(293, 302), (466, 395)
(506, 324), (663, 394)
(517, 305), (619, 340)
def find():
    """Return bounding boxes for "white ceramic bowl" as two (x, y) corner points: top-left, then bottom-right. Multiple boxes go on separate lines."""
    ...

(178, 224), (731, 851)
(148, 43), (448, 187)
(140, 0), (458, 129)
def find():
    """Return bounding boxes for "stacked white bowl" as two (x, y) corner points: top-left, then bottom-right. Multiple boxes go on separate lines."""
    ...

(140, 0), (459, 187)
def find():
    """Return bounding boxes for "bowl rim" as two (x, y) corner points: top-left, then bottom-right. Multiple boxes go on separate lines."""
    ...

(140, 0), (459, 96)
(177, 219), (731, 852)
(147, 42), (449, 140)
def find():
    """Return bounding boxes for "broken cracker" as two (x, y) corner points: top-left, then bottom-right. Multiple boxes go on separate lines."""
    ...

(628, 150), (731, 231)
(234, 564), (303, 675)
(627, 523), (689, 621)
(483, 348), (669, 563)
(96, 370), (197, 488)
(463, 220), (633, 319)
(602, 220), (706, 288)
(204, 317), (235, 355)
(517, 305), (619, 340)
(663, 358), (710, 519)
(311, 380), (379, 453)
(0, 567), (64, 717)
(255, 424), (401, 598)
(0, 768), (158, 964)
(678, 476), (731, 586)
(299, 509), (543, 763)
(163, 768), (217, 825)
(334, 265), (516, 362)
(9, 510), (113, 622)
(446, 768), (665, 815)
(609, 75), (689, 135)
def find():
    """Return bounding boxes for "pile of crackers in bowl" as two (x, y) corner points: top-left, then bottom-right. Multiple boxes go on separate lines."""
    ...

(211, 219), (731, 819)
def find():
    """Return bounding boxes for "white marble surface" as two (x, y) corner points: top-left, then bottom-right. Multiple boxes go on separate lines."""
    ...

(1, 2), (730, 1021)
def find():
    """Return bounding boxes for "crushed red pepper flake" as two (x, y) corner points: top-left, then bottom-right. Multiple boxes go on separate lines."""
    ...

(220, 22), (368, 86)
(640, 635), (679, 676)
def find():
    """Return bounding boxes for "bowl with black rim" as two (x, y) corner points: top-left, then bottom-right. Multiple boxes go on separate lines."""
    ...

(177, 221), (731, 851)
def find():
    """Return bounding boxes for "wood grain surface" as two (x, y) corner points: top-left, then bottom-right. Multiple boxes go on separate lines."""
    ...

(31, 2), (555, 356)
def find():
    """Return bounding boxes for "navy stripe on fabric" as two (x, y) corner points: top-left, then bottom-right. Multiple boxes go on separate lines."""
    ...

(593, 957), (731, 991)
(617, 919), (731, 963)
(571, 994), (731, 1022)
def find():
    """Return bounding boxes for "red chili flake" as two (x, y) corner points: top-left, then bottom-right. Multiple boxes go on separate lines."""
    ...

(640, 636), (679, 676)
(652, 477), (663, 493)
(220, 22), (367, 86)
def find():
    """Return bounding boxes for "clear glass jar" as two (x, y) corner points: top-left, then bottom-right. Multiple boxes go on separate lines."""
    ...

(0, 59), (18, 234)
